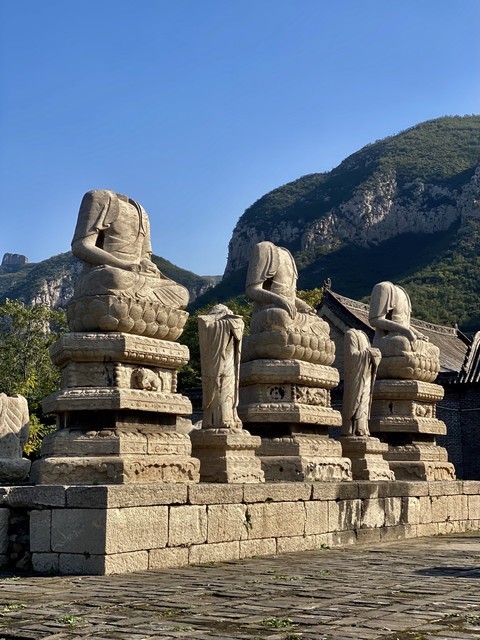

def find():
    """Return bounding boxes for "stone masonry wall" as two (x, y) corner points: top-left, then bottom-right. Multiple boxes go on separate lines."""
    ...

(1, 482), (477, 575)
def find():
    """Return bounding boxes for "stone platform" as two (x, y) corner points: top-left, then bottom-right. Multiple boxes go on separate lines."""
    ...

(1, 480), (477, 576)
(32, 332), (200, 485)
(239, 359), (351, 481)
(370, 379), (456, 481)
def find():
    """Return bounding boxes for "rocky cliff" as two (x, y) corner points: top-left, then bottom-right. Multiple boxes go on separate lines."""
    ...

(225, 116), (480, 274)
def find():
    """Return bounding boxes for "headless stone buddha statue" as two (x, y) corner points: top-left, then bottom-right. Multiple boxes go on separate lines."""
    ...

(242, 241), (334, 364)
(68, 190), (189, 339)
(369, 281), (439, 381)
(341, 329), (381, 437)
(198, 304), (244, 431)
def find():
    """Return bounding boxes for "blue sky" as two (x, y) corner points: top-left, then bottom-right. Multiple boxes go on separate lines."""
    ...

(0, 0), (478, 276)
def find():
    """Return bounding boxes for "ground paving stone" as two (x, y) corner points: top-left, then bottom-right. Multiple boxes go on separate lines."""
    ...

(0, 532), (479, 639)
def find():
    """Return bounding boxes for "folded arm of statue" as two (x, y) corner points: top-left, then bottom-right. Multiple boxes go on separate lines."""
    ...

(246, 282), (296, 319)
(295, 297), (318, 316)
(369, 313), (417, 343)
(72, 233), (140, 271)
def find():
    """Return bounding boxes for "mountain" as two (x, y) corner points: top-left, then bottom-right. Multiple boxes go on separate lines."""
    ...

(195, 116), (480, 330)
(0, 252), (220, 309)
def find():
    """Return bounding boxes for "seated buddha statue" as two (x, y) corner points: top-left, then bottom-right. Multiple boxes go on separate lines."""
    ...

(368, 281), (439, 382)
(68, 189), (189, 340)
(243, 241), (335, 364)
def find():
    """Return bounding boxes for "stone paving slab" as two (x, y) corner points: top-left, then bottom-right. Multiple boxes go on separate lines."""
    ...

(0, 532), (479, 639)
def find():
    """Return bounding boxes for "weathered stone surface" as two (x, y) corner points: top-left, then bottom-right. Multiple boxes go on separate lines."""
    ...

(369, 281), (440, 382)
(384, 497), (403, 527)
(246, 502), (305, 539)
(43, 387), (192, 415)
(58, 551), (149, 575)
(259, 453), (351, 482)
(361, 499), (386, 528)
(430, 495), (449, 522)
(31, 552), (59, 574)
(0, 508), (9, 555)
(243, 241), (335, 364)
(191, 429), (264, 483)
(51, 508), (106, 554)
(239, 537), (276, 559)
(104, 506), (168, 553)
(32, 452), (200, 485)
(188, 484), (244, 505)
(66, 484), (188, 509)
(243, 483), (312, 503)
(50, 332), (190, 369)
(51, 506), (168, 555)
(402, 497), (420, 525)
(371, 379), (455, 480)
(189, 541), (240, 565)
(463, 480), (480, 494)
(169, 505), (207, 546)
(356, 527), (383, 544)
(389, 460), (456, 481)
(148, 547), (189, 569)
(328, 499), (362, 532)
(103, 551), (149, 575)
(428, 480), (463, 495)
(207, 504), (248, 543)
(0, 393), (30, 484)
(340, 436), (394, 481)
(29, 510), (51, 553)
(328, 529), (358, 547)
(468, 494), (480, 520)
(312, 482), (359, 501)
(240, 359), (340, 387)
(305, 502), (329, 536)
(276, 535), (318, 553)
(4, 485), (67, 508)
(418, 495), (432, 523)
(341, 329), (381, 438)
(68, 190), (189, 339)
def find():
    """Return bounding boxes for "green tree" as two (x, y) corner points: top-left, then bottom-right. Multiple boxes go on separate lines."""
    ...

(0, 299), (67, 457)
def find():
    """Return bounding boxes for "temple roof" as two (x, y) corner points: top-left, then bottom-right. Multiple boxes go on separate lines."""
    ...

(318, 288), (470, 378)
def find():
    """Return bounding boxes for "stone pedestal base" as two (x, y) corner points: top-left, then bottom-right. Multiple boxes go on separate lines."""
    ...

(190, 429), (264, 483)
(0, 458), (31, 484)
(256, 434), (351, 481)
(239, 359), (351, 481)
(31, 428), (199, 485)
(33, 332), (200, 485)
(370, 379), (456, 480)
(339, 436), (394, 481)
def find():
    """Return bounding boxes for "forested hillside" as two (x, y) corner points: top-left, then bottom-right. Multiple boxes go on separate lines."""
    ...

(196, 116), (480, 330)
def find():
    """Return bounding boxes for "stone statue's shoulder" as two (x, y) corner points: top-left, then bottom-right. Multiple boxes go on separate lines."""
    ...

(82, 189), (116, 203)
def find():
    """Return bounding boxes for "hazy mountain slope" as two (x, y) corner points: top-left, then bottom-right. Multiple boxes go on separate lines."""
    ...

(0, 252), (219, 308)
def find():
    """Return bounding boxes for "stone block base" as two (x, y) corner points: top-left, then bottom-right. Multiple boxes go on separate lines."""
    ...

(340, 437), (395, 481)
(31, 430), (200, 485)
(36, 331), (199, 485)
(388, 459), (456, 481)
(370, 379), (455, 480)
(6, 480), (475, 575)
(190, 429), (264, 483)
(256, 435), (351, 481)
(259, 455), (352, 481)
(0, 459), (31, 484)
(239, 359), (342, 434)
